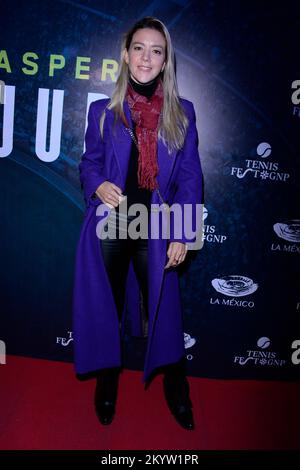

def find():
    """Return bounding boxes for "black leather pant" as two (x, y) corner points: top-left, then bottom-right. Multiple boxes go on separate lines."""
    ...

(99, 212), (187, 390)
(100, 213), (149, 325)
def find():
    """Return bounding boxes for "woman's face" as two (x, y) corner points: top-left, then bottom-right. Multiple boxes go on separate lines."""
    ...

(124, 27), (166, 84)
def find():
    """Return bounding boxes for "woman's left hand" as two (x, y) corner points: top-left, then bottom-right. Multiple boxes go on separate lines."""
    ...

(164, 242), (188, 269)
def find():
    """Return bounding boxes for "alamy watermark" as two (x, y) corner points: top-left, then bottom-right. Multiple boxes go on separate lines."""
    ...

(0, 340), (6, 364)
(0, 81), (5, 104)
(95, 200), (204, 250)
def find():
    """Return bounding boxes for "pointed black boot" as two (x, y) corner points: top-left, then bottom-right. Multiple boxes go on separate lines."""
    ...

(163, 359), (194, 430)
(94, 367), (120, 425)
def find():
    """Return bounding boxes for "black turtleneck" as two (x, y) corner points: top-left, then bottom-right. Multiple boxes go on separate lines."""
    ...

(120, 76), (159, 213)
(129, 75), (159, 99)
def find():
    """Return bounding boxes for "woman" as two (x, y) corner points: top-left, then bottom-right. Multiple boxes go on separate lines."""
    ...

(73, 17), (203, 431)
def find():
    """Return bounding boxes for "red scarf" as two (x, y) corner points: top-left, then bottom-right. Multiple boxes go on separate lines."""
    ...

(126, 79), (163, 190)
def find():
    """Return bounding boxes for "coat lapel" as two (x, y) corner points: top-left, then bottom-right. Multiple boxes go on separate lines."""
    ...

(105, 103), (132, 190)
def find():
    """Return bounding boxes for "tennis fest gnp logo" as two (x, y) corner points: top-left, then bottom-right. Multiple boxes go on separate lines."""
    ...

(231, 142), (290, 183)
(202, 206), (227, 245)
(234, 337), (300, 367)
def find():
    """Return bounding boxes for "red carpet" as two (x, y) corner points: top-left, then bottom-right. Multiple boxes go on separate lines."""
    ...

(0, 355), (299, 450)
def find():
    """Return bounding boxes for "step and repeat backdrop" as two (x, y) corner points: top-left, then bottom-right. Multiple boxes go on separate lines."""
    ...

(0, 0), (299, 380)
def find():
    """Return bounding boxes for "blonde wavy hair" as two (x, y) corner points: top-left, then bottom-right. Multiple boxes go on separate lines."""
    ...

(100, 16), (188, 152)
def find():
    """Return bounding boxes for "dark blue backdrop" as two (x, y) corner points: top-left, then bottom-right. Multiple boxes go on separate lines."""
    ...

(1, 0), (299, 380)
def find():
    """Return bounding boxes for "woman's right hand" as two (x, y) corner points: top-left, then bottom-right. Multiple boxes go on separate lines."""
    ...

(95, 181), (124, 208)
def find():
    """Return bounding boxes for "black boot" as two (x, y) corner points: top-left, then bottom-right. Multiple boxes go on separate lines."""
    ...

(94, 367), (120, 425)
(163, 358), (194, 430)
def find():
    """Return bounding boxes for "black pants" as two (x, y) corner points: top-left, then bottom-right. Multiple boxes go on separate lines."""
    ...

(100, 214), (149, 326)
(99, 212), (187, 388)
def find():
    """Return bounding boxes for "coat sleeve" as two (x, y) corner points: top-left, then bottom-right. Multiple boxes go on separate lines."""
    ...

(168, 102), (203, 246)
(79, 101), (107, 207)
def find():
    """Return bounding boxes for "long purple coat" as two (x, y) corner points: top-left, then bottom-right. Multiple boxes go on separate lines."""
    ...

(73, 97), (202, 383)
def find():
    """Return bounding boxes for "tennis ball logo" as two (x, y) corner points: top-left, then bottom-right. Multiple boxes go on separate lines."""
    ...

(256, 142), (272, 158)
(257, 337), (271, 349)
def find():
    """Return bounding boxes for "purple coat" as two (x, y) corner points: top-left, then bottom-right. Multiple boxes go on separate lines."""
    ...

(73, 97), (202, 383)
